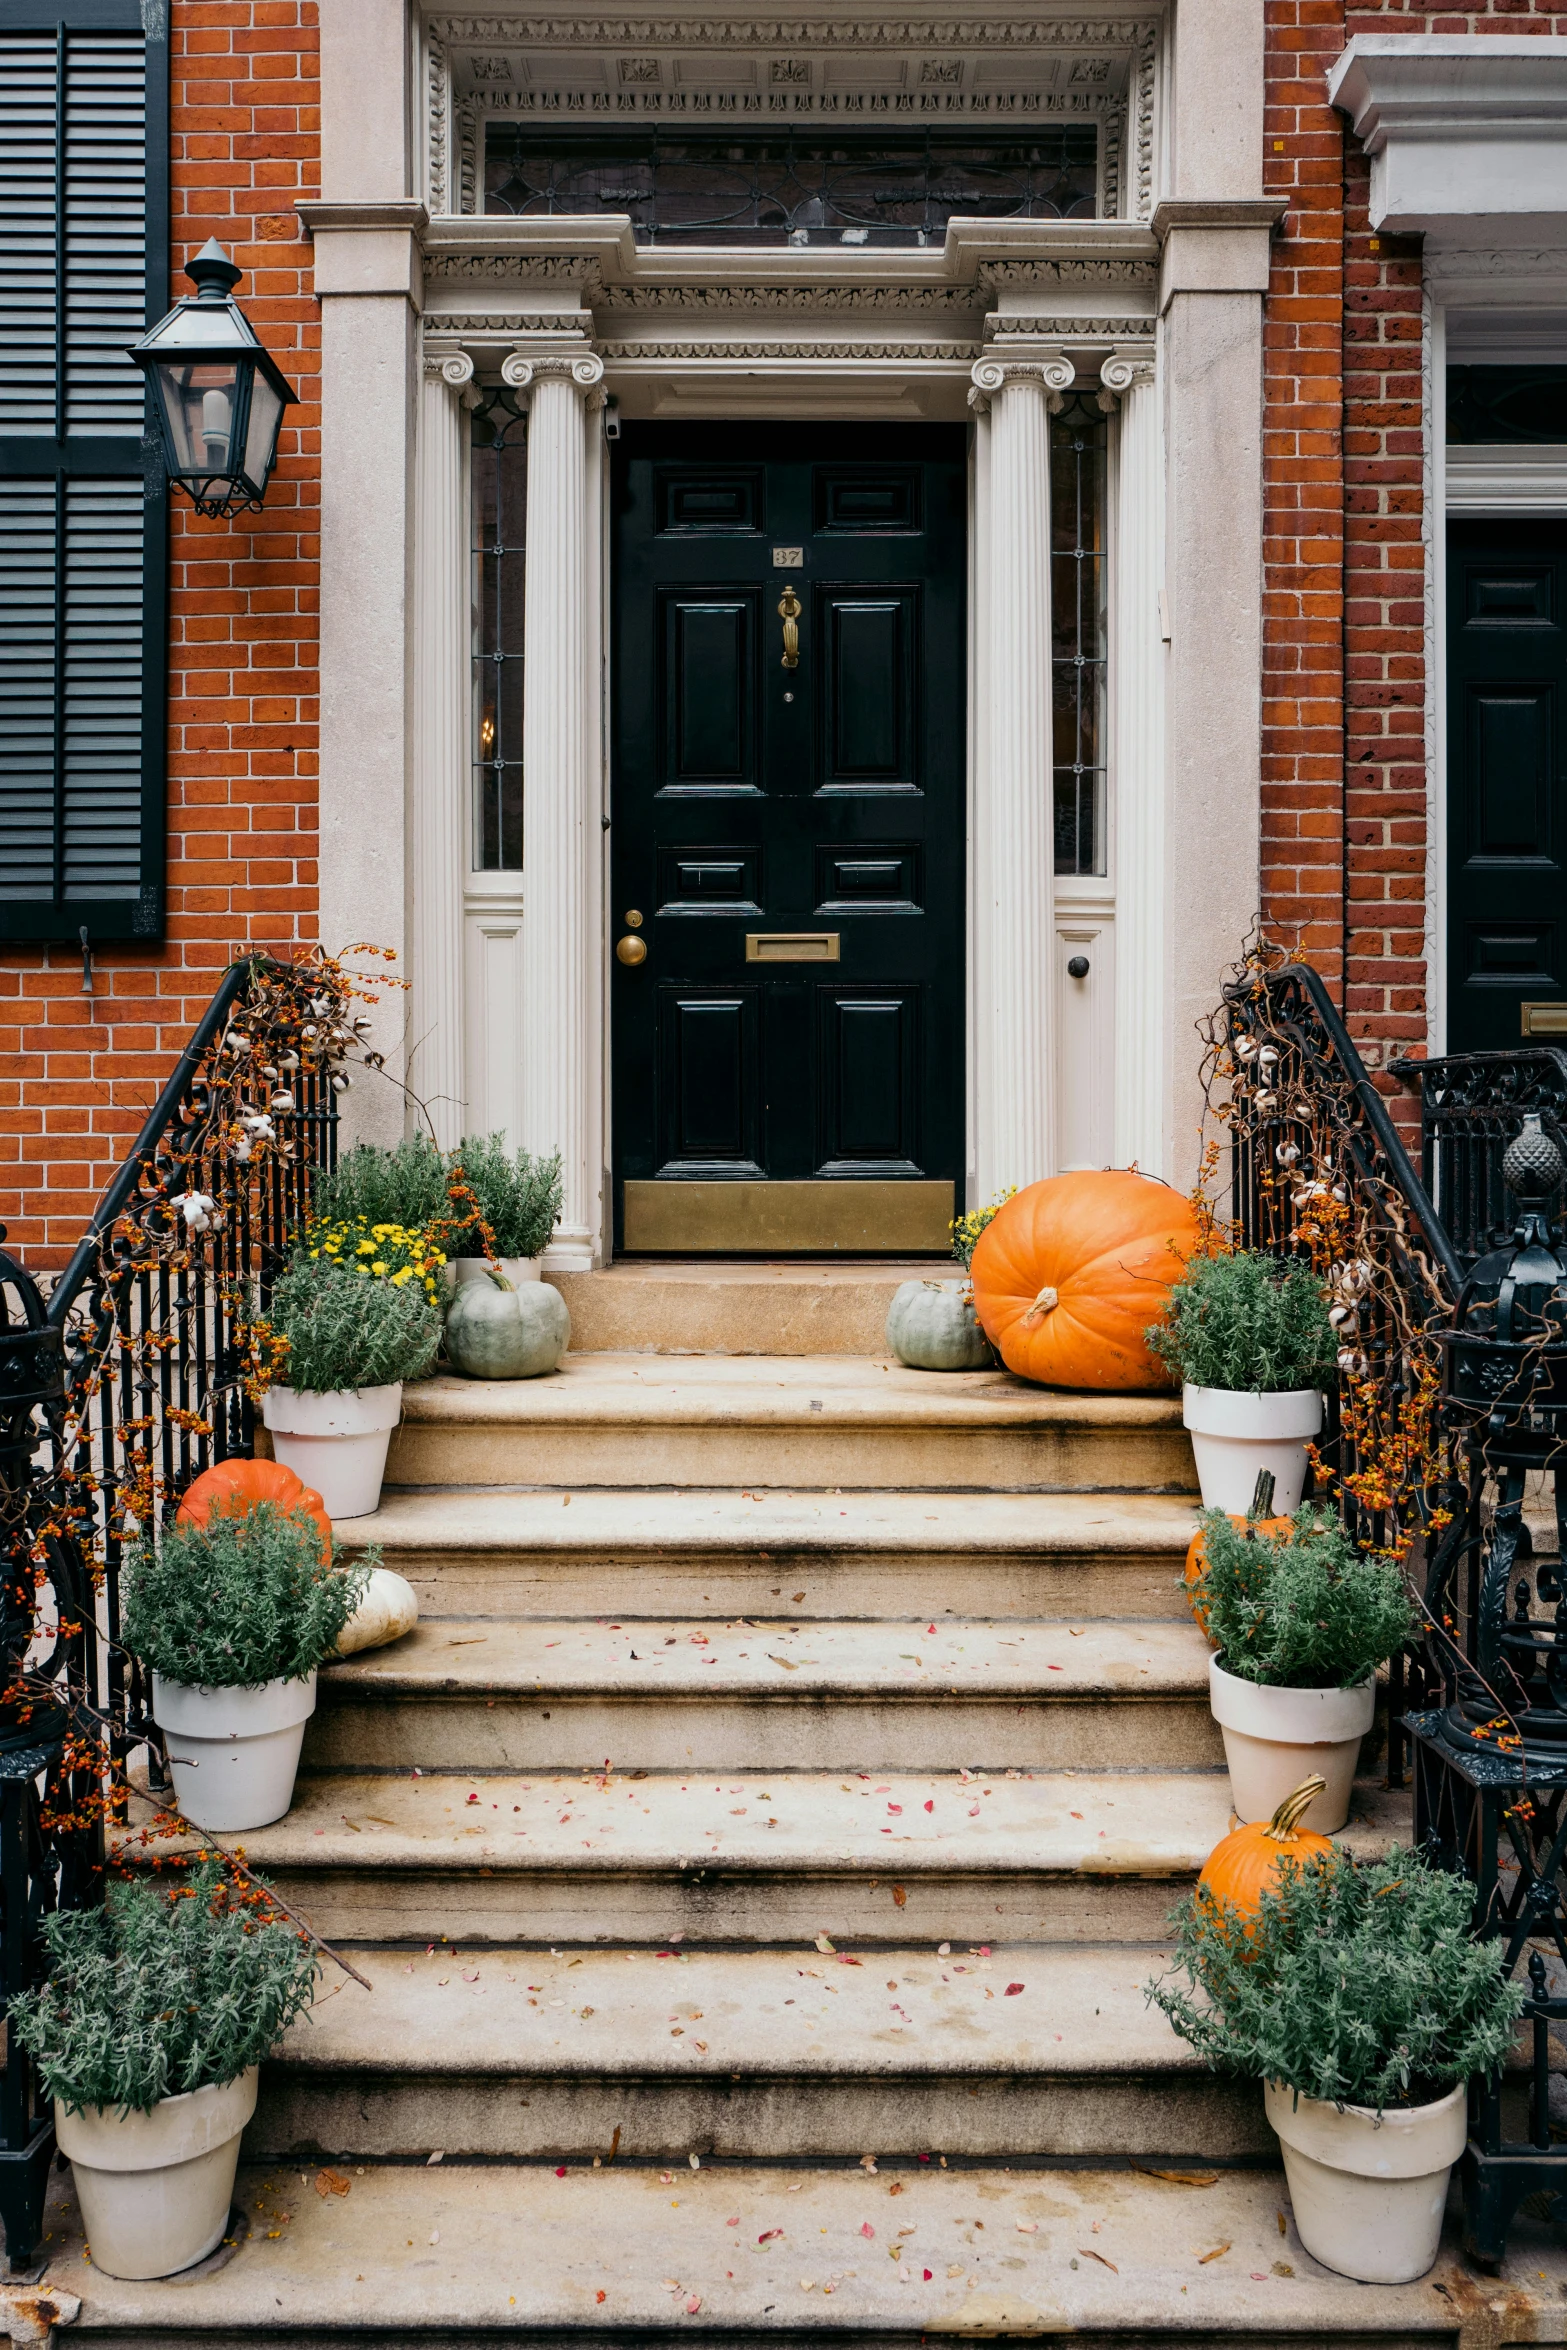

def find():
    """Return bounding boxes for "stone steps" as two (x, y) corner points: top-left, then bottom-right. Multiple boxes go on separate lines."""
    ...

(303, 1616), (1225, 1771)
(382, 1357), (1196, 1494)
(128, 1767), (1405, 1947)
(253, 1941), (1267, 2162)
(550, 1259), (940, 1357)
(340, 1485), (1202, 1617)
(43, 2156), (1566, 2343)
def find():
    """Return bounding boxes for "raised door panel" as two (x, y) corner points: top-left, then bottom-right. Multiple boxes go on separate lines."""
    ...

(657, 988), (762, 1173)
(1462, 685), (1553, 862)
(816, 986), (920, 1173)
(816, 589), (917, 794)
(658, 591), (760, 795)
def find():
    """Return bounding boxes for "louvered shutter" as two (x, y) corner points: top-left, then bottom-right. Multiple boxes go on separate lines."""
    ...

(0, 1), (168, 943)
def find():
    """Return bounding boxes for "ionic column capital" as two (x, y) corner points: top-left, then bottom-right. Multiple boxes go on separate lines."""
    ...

(501, 348), (606, 394)
(1098, 347), (1157, 401)
(970, 352), (1075, 401)
(422, 348), (475, 388)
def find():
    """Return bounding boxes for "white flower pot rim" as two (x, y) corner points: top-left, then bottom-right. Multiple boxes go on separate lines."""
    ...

(262, 1381), (402, 1434)
(1209, 1651), (1377, 1742)
(1183, 1383), (1324, 1438)
(55, 2067), (258, 2171)
(1265, 2077), (1467, 2179)
(151, 1669), (318, 1735)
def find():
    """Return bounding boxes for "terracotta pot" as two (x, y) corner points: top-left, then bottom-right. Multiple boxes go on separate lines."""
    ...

(1266, 2078), (1465, 2283)
(56, 2068), (258, 2280)
(1208, 1653), (1374, 1831)
(1183, 1383), (1323, 1514)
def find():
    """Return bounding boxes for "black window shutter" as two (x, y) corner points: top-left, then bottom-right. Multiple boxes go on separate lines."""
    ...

(0, 0), (168, 945)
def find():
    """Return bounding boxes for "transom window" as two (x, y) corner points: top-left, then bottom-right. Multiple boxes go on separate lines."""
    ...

(483, 126), (1097, 245)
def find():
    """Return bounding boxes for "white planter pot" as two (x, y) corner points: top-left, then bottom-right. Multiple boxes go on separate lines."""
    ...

(445, 1254), (540, 1290)
(56, 2068), (258, 2280)
(262, 1381), (402, 1519)
(1209, 1653), (1374, 1831)
(153, 1671), (317, 1832)
(1266, 2078), (1465, 2283)
(1183, 1383), (1323, 1514)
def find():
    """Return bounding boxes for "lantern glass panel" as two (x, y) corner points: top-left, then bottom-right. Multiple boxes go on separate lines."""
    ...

(153, 357), (244, 482)
(241, 371), (285, 493)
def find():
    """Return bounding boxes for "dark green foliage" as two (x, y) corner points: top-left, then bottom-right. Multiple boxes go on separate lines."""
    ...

(268, 1257), (442, 1393)
(1147, 1248), (1337, 1393)
(1148, 1843), (1523, 2111)
(310, 1134), (449, 1230)
(1195, 1504), (1413, 1689)
(8, 1862), (320, 2116)
(123, 1503), (370, 1689)
(451, 1134), (562, 1259)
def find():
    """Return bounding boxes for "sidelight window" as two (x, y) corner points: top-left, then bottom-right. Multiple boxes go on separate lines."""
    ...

(484, 126), (1097, 247)
(1051, 392), (1107, 878)
(470, 390), (527, 871)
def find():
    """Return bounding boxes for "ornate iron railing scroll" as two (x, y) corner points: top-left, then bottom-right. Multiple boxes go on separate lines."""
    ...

(1390, 1046), (1567, 1274)
(0, 952), (360, 2266)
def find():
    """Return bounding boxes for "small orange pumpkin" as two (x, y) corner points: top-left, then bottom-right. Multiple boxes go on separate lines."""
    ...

(969, 1171), (1202, 1390)
(1196, 1776), (1333, 1929)
(176, 1457), (332, 1561)
(1183, 1515), (1295, 1641)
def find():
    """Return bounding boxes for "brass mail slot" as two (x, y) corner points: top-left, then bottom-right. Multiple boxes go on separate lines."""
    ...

(1522, 1001), (1567, 1037)
(745, 932), (840, 963)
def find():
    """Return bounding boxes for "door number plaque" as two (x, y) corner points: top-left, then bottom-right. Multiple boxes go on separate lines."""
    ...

(772, 546), (804, 568)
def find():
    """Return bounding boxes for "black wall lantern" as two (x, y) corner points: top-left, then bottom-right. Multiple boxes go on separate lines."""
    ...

(129, 239), (298, 520)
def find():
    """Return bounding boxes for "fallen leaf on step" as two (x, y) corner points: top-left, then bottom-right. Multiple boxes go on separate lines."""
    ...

(1129, 2162), (1217, 2187)
(1004, 1982), (1025, 1996)
(815, 1934), (837, 1954)
(1276, 2209), (1287, 2235)
(1078, 2247), (1117, 2271)
(758, 2229), (783, 2244)
(1196, 2243), (1232, 2264)
(685, 2296), (702, 2313)
(860, 2223), (875, 2239)
(770, 1656), (798, 1671)
(1015, 2221), (1038, 2234)
(314, 2170), (350, 2198)
(426, 2150), (444, 2166)
(892, 1887), (907, 1907)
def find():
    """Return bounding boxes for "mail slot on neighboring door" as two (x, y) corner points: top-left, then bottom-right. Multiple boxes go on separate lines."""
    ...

(744, 933), (841, 963)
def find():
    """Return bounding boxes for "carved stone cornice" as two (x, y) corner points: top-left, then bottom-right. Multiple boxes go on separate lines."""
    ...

(599, 337), (981, 360)
(425, 310), (590, 331)
(426, 252), (606, 285)
(431, 16), (1156, 49)
(979, 257), (1153, 288)
(594, 282), (985, 314)
(984, 314), (1157, 343)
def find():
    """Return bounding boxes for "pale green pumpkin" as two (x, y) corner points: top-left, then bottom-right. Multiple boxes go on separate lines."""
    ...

(884, 1278), (991, 1372)
(444, 1270), (570, 1379)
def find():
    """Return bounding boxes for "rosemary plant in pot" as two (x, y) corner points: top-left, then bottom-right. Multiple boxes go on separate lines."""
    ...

(9, 1863), (319, 2279)
(446, 1134), (562, 1287)
(125, 1500), (369, 1830)
(1190, 1505), (1412, 1830)
(1148, 1249), (1337, 1511)
(261, 1249), (442, 1516)
(1150, 1844), (1522, 2283)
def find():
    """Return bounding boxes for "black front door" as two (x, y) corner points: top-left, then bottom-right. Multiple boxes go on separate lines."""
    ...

(610, 423), (965, 1253)
(1447, 518), (1567, 1050)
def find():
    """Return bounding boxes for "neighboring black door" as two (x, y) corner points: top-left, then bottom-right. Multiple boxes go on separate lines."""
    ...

(610, 423), (965, 1253)
(1447, 518), (1567, 1050)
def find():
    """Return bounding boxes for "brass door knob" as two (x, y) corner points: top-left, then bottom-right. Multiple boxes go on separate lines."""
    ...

(616, 934), (648, 966)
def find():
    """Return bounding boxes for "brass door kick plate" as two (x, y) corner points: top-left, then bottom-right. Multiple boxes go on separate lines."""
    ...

(745, 932), (840, 963)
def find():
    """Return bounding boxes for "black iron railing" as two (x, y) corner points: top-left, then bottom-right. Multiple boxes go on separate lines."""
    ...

(0, 953), (349, 2265)
(1391, 1045), (1567, 1272)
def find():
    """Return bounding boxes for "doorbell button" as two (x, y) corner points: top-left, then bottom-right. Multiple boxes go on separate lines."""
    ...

(624, 910), (644, 928)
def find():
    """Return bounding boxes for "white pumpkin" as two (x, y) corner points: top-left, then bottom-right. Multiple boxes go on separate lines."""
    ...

(885, 1278), (992, 1372)
(332, 1565), (419, 1657)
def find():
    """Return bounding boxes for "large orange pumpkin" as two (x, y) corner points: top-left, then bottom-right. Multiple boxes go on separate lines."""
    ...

(176, 1457), (332, 1560)
(1196, 1776), (1332, 1930)
(969, 1172), (1202, 1389)
(1183, 1515), (1295, 1641)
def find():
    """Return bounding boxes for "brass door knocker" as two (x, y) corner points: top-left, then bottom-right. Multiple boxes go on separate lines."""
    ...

(778, 586), (802, 670)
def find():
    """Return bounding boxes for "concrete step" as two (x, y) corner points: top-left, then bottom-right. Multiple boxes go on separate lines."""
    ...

(126, 1768), (1409, 1948)
(254, 1941), (1262, 2162)
(305, 1617), (1224, 1772)
(339, 1486), (1201, 1618)
(383, 1357), (1196, 1495)
(41, 2153), (1565, 2343)
(550, 1259), (946, 1357)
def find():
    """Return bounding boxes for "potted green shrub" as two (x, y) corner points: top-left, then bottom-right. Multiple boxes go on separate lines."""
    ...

(9, 1862), (319, 2280)
(124, 1500), (369, 1830)
(1150, 1843), (1522, 2283)
(883, 1190), (1013, 1372)
(1191, 1504), (1412, 1829)
(1148, 1249), (1337, 1511)
(310, 1132), (449, 1230)
(260, 1255), (442, 1515)
(446, 1134), (563, 1288)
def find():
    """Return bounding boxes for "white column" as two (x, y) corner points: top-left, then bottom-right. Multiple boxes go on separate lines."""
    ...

(504, 349), (606, 1271)
(410, 351), (473, 1150)
(1104, 352), (1167, 1178)
(970, 355), (1072, 1201)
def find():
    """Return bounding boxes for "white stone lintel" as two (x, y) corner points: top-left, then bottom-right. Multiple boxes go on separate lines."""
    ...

(1330, 35), (1567, 239)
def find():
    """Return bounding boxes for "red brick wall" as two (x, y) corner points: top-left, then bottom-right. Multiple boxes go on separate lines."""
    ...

(0, 1), (320, 1269)
(1261, 0), (1567, 1113)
